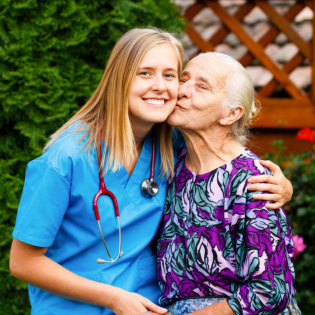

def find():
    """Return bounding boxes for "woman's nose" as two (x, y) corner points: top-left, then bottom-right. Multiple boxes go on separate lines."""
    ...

(178, 81), (191, 98)
(152, 75), (166, 91)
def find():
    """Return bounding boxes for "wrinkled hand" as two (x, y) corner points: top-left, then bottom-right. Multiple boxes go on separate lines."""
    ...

(112, 291), (168, 315)
(247, 160), (293, 209)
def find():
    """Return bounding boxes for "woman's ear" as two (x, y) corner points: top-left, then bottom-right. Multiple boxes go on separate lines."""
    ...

(219, 106), (244, 126)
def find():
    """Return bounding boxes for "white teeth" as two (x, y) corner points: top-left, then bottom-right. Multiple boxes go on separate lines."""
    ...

(146, 99), (165, 105)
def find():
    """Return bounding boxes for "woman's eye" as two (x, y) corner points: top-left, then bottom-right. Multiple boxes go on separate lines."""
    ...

(139, 71), (151, 77)
(164, 73), (176, 79)
(198, 84), (208, 90)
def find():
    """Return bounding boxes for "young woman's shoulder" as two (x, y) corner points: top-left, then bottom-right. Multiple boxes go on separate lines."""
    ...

(32, 122), (90, 177)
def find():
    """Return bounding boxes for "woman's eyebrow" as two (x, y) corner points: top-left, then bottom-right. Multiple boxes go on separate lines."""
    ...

(139, 66), (177, 71)
(198, 76), (211, 85)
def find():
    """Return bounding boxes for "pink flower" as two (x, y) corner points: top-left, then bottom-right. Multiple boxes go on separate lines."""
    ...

(292, 235), (306, 258)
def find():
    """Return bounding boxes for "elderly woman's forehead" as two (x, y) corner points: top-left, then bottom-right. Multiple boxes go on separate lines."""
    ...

(190, 54), (226, 69)
(186, 55), (228, 82)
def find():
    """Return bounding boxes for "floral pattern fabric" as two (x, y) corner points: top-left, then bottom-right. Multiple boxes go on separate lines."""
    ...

(157, 148), (297, 315)
(167, 297), (224, 314)
(167, 297), (301, 315)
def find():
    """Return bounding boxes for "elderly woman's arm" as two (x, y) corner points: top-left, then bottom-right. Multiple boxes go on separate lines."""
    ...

(225, 193), (295, 315)
(189, 191), (295, 315)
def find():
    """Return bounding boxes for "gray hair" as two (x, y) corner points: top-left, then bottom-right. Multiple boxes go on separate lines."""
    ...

(200, 52), (258, 144)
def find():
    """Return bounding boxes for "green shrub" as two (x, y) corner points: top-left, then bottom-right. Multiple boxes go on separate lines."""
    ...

(265, 139), (315, 315)
(0, 1), (184, 313)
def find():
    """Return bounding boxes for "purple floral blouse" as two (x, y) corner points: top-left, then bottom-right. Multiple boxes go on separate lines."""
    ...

(157, 148), (296, 315)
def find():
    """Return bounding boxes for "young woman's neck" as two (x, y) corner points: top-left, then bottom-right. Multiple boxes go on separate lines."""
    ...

(124, 122), (153, 176)
(181, 127), (244, 175)
(132, 124), (153, 150)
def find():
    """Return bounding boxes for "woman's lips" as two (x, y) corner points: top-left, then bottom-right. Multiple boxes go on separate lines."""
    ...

(176, 100), (189, 110)
(143, 98), (168, 106)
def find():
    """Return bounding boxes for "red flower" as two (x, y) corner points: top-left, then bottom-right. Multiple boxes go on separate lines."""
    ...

(296, 128), (315, 143)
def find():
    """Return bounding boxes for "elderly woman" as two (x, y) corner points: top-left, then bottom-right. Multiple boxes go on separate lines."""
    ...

(157, 52), (301, 315)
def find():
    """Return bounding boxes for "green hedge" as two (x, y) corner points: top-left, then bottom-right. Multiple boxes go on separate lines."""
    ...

(0, 1), (184, 313)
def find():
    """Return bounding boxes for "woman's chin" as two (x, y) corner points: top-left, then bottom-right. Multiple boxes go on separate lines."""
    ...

(167, 112), (183, 127)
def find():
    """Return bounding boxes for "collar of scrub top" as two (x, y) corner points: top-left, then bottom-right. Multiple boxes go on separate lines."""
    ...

(93, 133), (158, 264)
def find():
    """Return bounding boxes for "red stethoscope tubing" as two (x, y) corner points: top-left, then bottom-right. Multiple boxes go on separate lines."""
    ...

(92, 134), (156, 263)
(150, 135), (156, 180)
(92, 141), (122, 263)
(93, 135), (156, 220)
(93, 146), (119, 220)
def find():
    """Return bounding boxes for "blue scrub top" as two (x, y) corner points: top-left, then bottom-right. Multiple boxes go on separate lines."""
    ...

(13, 125), (173, 314)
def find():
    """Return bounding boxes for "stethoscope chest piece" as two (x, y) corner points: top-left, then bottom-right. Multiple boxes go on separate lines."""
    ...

(141, 133), (158, 197)
(141, 178), (159, 197)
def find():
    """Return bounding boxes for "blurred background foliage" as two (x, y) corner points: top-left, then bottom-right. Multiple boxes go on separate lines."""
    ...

(0, 0), (184, 313)
(265, 138), (315, 315)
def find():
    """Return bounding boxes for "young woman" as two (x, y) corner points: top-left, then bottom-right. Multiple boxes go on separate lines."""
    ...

(10, 27), (183, 315)
(10, 28), (291, 315)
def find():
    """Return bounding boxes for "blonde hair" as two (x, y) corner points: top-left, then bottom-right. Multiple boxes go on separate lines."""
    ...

(45, 28), (183, 176)
(201, 52), (258, 144)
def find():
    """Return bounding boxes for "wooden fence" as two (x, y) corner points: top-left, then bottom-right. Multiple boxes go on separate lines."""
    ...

(180, 0), (315, 153)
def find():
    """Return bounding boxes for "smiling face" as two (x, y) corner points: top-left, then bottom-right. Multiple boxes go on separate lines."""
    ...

(167, 54), (228, 132)
(128, 43), (179, 132)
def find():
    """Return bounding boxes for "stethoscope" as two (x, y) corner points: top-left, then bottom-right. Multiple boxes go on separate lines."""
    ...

(93, 134), (159, 264)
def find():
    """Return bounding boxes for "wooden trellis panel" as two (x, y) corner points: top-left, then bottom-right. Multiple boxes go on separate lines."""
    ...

(182, 0), (315, 129)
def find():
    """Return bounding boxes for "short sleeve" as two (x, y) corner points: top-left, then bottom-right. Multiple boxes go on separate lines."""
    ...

(12, 157), (71, 247)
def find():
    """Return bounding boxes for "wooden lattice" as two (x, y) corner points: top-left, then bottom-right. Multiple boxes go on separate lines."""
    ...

(182, 0), (315, 128)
